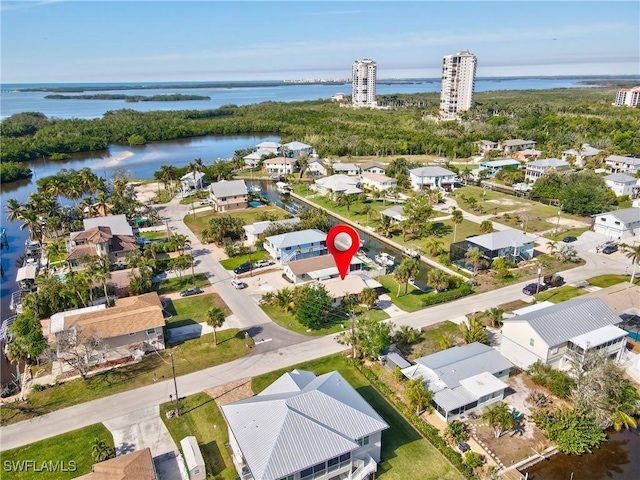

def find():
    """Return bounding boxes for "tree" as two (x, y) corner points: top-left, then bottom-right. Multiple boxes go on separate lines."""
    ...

(170, 254), (192, 279)
(464, 451), (484, 469)
(394, 258), (419, 295)
(295, 284), (332, 329)
(532, 407), (607, 455)
(464, 247), (488, 276)
(55, 326), (108, 380)
(424, 237), (444, 257)
(337, 316), (393, 360)
(482, 402), (514, 438)
(274, 288), (295, 313)
(626, 245), (640, 284)
(556, 244), (579, 263)
(170, 233), (191, 256)
(490, 257), (510, 277)
(479, 220), (494, 234)
(359, 287), (379, 310)
(444, 420), (468, 445)
(87, 255), (112, 306)
(206, 306), (226, 346)
(451, 207), (464, 243)
(426, 269), (450, 292)
(405, 378), (433, 415)
(6, 310), (48, 399)
(393, 325), (421, 348)
(360, 204), (372, 226)
(91, 437), (115, 462)
(460, 317), (489, 345)
(335, 193), (354, 216)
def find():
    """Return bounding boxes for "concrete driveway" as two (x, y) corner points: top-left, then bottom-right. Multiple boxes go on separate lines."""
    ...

(104, 405), (185, 480)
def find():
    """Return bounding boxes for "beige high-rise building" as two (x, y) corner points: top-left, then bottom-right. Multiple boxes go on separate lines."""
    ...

(613, 86), (640, 107)
(352, 59), (377, 107)
(440, 50), (477, 116)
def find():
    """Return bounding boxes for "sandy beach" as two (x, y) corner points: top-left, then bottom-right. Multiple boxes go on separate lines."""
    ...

(95, 150), (135, 169)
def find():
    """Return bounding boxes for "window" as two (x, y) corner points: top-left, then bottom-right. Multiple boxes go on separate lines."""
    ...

(339, 453), (351, 468)
(529, 338), (535, 346)
(550, 346), (558, 354)
(278, 476), (294, 480)
(147, 328), (155, 334)
(327, 457), (340, 473)
(301, 467), (313, 480)
(356, 436), (370, 447)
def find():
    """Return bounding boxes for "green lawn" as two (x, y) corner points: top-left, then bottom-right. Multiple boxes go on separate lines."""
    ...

(183, 206), (289, 242)
(411, 321), (464, 357)
(179, 191), (210, 205)
(164, 293), (232, 328)
(219, 250), (270, 270)
(139, 230), (169, 241)
(252, 354), (463, 480)
(1, 423), (114, 480)
(377, 275), (431, 312)
(261, 304), (389, 336)
(545, 227), (591, 242)
(587, 274), (640, 288)
(536, 285), (585, 303)
(155, 273), (210, 295)
(160, 393), (236, 480)
(0, 329), (249, 426)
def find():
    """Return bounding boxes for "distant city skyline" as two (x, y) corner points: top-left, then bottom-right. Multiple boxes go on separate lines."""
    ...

(1, 1), (638, 84)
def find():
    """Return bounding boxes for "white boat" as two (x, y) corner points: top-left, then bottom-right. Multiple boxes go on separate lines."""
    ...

(375, 252), (395, 267)
(276, 182), (292, 194)
(249, 185), (262, 193)
(403, 246), (420, 259)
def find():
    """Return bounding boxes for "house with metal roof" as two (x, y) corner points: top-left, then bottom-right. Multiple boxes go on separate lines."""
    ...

(264, 229), (327, 263)
(561, 143), (602, 168)
(83, 214), (134, 237)
(360, 171), (397, 191)
(332, 163), (361, 176)
(209, 179), (248, 212)
(605, 155), (640, 175)
(593, 207), (640, 240)
(66, 225), (138, 270)
(524, 158), (571, 183)
(402, 343), (513, 422)
(243, 148), (274, 168)
(312, 174), (362, 197)
(499, 139), (536, 153)
(254, 141), (282, 155)
(449, 229), (535, 266)
(604, 173), (639, 197)
(180, 171), (206, 191)
(478, 159), (521, 177)
(243, 217), (301, 244)
(283, 141), (313, 157)
(379, 205), (407, 223)
(500, 297), (627, 370)
(307, 158), (328, 177)
(408, 166), (457, 191)
(221, 369), (389, 480)
(360, 162), (386, 175)
(262, 157), (299, 175)
(283, 254), (362, 284)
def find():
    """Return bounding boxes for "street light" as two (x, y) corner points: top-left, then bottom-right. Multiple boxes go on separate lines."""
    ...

(535, 267), (542, 301)
(555, 207), (563, 235)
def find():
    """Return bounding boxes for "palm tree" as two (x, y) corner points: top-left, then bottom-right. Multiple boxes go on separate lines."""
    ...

(91, 437), (115, 462)
(274, 288), (295, 313)
(426, 269), (449, 292)
(547, 240), (558, 255)
(335, 193), (353, 217)
(88, 256), (112, 306)
(451, 208), (464, 243)
(206, 306), (226, 346)
(482, 402), (513, 438)
(444, 420), (468, 445)
(465, 247), (488, 276)
(297, 153), (309, 179)
(5, 198), (25, 223)
(424, 237), (444, 257)
(377, 215), (392, 238)
(405, 378), (432, 415)
(359, 287), (379, 310)
(45, 239), (66, 267)
(460, 317), (489, 345)
(479, 220), (494, 234)
(170, 233), (191, 256)
(394, 258), (419, 295)
(626, 245), (640, 284)
(360, 204), (372, 226)
(192, 157), (205, 190)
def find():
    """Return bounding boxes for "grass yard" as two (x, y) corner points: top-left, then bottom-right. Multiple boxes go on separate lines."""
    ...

(164, 293), (232, 328)
(219, 250), (270, 270)
(183, 206), (290, 242)
(160, 393), (236, 480)
(407, 321), (464, 360)
(377, 275), (431, 313)
(155, 273), (210, 295)
(261, 304), (389, 336)
(251, 354), (463, 480)
(179, 191), (209, 205)
(536, 285), (585, 303)
(1, 423), (114, 480)
(587, 274), (640, 288)
(545, 227), (591, 242)
(139, 230), (169, 241)
(0, 329), (249, 426)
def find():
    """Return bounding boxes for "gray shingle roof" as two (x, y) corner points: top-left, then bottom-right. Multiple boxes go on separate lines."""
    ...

(265, 229), (326, 249)
(605, 207), (640, 224)
(468, 230), (536, 251)
(210, 179), (248, 198)
(604, 173), (637, 183)
(503, 139), (535, 147)
(505, 297), (622, 347)
(605, 155), (640, 165)
(409, 166), (456, 177)
(527, 158), (570, 168)
(221, 371), (388, 480)
(83, 214), (133, 236)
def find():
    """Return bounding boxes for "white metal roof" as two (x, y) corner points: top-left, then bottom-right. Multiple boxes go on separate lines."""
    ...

(600, 207), (640, 224)
(569, 324), (628, 349)
(83, 214), (133, 236)
(265, 229), (326, 249)
(180, 436), (205, 469)
(433, 386), (478, 412)
(604, 173), (637, 184)
(243, 217), (301, 236)
(480, 159), (521, 167)
(467, 230), (535, 251)
(459, 372), (508, 398)
(409, 166), (456, 178)
(527, 158), (570, 168)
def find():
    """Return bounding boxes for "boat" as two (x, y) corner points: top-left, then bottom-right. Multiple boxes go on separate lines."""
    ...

(375, 252), (395, 267)
(403, 246), (420, 259)
(276, 182), (292, 195)
(249, 185), (262, 193)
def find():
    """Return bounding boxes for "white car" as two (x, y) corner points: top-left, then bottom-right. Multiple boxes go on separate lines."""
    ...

(199, 198), (212, 206)
(231, 279), (247, 289)
(254, 260), (274, 268)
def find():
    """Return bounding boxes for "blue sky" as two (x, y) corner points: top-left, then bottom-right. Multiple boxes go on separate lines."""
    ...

(1, 1), (638, 83)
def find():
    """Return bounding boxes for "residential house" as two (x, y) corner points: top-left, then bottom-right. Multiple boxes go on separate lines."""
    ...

(561, 144), (602, 168)
(221, 369), (389, 480)
(312, 174), (362, 197)
(604, 173), (638, 197)
(283, 254), (363, 285)
(332, 163), (362, 176)
(307, 158), (328, 177)
(51, 292), (166, 364)
(593, 207), (640, 239)
(66, 226), (138, 269)
(513, 149), (542, 161)
(500, 298), (628, 370)
(360, 172), (397, 191)
(283, 141), (313, 158)
(524, 158), (571, 183)
(209, 180), (248, 212)
(331, 92), (347, 101)
(408, 166), (457, 191)
(75, 448), (157, 480)
(254, 141), (282, 155)
(180, 171), (206, 191)
(264, 229), (327, 263)
(360, 162), (386, 175)
(450, 230), (535, 266)
(379, 205), (407, 223)
(262, 157), (298, 175)
(243, 217), (301, 244)
(402, 343), (513, 422)
(499, 139), (536, 153)
(322, 275), (382, 307)
(478, 159), (521, 177)
(83, 214), (134, 236)
(605, 155), (640, 175)
(477, 140), (499, 155)
(243, 148), (273, 168)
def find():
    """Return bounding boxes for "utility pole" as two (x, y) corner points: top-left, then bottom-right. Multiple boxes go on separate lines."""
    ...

(170, 353), (180, 416)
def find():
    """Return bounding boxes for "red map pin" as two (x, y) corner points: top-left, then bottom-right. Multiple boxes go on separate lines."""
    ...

(326, 225), (360, 280)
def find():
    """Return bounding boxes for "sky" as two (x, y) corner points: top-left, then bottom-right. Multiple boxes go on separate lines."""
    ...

(1, 0), (639, 83)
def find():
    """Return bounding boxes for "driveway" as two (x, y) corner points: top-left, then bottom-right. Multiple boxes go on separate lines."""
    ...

(104, 405), (185, 480)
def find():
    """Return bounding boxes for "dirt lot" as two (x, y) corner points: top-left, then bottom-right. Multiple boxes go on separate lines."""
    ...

(132, 181), (163, 204)
(206, 379), (254, 406)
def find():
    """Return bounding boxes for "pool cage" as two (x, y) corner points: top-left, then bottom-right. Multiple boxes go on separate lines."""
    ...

(449, 240), (529, 270)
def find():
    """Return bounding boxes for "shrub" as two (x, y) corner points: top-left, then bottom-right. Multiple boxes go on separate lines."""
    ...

(422, 284), (473, 307)
(438, 253), (452, 266)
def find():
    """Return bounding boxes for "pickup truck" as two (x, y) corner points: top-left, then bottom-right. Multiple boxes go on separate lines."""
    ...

(543, 274), (564, 288)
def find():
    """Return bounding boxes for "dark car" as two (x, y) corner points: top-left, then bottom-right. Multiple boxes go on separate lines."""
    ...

(458, 442), (471, 453)
(233, 262), (252, 274)
(179, 287), (204, 297)
(562, 236), (577, 243)
(522, 283), (548, 296)
(602, 244), (618, 254)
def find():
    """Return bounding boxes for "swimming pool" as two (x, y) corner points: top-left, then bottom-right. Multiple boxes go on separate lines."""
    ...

(249, 201), (262, 208)
(624, 329), (640, 342)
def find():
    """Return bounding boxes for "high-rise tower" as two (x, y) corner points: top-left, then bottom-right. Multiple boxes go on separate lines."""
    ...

(352, 59), (377, 107)
(440, 50), (477, 116)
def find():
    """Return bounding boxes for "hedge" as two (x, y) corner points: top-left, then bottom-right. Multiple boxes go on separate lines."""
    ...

(422, 285), (474, 307)
(352, 360), (475, 479)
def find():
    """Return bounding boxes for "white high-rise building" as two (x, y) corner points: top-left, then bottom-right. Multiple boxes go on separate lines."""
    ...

(613, 86), (640, 107)
(440, 50), (477, 116)
(352, 59), (377, 107)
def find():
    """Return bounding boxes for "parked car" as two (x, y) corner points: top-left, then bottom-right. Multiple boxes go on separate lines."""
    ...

(231, 279), (247, 289)
(458, 442), (471, 453)
(233, 262), (252, 274)
(179, 287), (204, 297)
(562, 236), (577, 243)
(254, 259), (274, 268)
(522, 283), (548, 296)
(543, 274), (564, 288)
(602, 244), (618, 254)
(199, 198), (212, 205)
